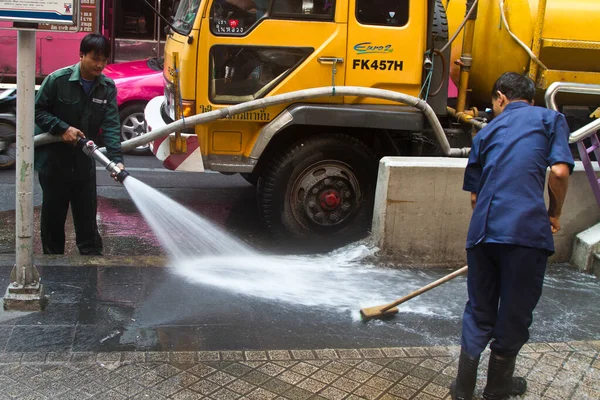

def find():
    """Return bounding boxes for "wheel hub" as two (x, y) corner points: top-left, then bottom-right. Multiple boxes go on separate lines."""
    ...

(121, 112), (149, 151)
(320, 190), (341, 210)
(291, 162), (361, 228)
(122, 113), (146, 140)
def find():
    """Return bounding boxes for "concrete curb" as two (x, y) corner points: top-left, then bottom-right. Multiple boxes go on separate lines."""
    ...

(0, 254), (168, 269)
(372, 158), (600, 266)
(571, 223), (600, 272)
(0, 254), (576, 270)
(1, 340), (598, 365)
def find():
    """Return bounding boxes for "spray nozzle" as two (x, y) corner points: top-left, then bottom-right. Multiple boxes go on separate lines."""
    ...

(115, 169), (130, 183)
(76, 137), (130, 183)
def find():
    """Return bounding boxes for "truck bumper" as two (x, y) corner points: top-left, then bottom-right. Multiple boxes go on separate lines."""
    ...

(144, 96), (204, 172)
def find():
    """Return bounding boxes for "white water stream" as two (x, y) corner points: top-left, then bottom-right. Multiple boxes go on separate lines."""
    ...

(123, 177), (463, 317)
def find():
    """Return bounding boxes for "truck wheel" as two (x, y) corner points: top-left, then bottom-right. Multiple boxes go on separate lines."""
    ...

(119, 103), (151, 155)
(0, 121), (16, 170)
(258, 134), (378, 243)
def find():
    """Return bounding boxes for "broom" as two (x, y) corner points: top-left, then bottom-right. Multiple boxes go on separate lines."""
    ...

(360, 265), (468, 321)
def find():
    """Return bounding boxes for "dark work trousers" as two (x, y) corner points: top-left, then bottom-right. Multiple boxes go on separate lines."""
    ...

(38, 171), (103, 255)
(461, 243), (548, 357)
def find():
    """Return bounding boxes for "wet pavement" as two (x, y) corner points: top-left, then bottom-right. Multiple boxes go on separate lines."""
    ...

(0, 260), (598, 400)
(0, 264), (598, 354)
(0, 163), (599, 398)
(0, 264), (598, 399)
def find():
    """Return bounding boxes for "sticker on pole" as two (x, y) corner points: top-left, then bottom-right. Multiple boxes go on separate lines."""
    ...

(0, 0), (79, 26)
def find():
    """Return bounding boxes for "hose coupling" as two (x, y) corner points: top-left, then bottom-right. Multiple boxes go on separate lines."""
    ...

(423, 55), (433, 70)
(459, 55), (473, 69)
(77, 137), (97, 157)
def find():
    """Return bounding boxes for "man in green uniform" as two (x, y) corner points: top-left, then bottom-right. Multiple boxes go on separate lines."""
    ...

(34, 33), (124, 255)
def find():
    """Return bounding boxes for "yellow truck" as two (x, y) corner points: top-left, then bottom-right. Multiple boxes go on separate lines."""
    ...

(144, 0), (600, 243)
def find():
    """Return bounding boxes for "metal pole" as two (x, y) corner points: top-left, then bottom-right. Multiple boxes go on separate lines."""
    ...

(456, 0), (478, 113)
(157, 0), (162, 58)
(4, 29), (46, 311)
(15, 29), (35, 283)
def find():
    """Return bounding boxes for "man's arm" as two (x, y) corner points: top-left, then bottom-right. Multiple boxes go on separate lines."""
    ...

(548, 163), (570, 234)
(35, 75), (84, 143)
(100, 87), (124, 167)
(463, 137), (481, 209)
(546, 113), (575, 234)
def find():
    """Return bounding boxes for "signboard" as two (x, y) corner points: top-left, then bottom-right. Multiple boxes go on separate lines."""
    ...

(39, 0), (94, 33)
(0, 0), (79, 26)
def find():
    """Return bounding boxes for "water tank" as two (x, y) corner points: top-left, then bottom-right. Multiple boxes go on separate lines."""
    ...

(446, 0), (600, 106)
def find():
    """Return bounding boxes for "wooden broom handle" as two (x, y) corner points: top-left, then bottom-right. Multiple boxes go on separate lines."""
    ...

(380, 266), (468, 313)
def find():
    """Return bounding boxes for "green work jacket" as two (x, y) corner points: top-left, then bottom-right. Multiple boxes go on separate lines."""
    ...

(34, 63), (123, 179)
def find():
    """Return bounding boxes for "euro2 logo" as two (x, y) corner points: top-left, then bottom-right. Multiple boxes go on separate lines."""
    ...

(64, 3), (72, 13)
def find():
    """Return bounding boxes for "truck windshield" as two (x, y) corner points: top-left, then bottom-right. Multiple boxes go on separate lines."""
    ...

(172, 0), (201, 34)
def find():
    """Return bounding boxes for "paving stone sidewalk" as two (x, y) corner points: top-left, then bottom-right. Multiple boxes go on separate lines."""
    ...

(0, 341), (598, 400)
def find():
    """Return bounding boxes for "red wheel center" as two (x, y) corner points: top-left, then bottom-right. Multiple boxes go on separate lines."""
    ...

(320, 190), (341, 209)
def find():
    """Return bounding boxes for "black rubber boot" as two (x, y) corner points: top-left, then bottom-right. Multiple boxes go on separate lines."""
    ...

(483, 352), (527, 400)
(450, 347), (480, 400)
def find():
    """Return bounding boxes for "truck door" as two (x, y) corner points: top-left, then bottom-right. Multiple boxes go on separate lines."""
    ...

(196, 0), (348, 162)
(345, 0), (427, 103)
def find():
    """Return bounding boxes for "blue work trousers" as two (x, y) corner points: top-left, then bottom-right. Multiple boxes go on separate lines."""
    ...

(461, 243), (548, 357)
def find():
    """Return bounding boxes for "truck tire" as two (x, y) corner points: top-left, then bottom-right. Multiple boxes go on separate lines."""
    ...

(0, 143), (16, 170)
(258, 134), (378, 243)
(0, 121), (16, 170)
(119, 103), (151, 155)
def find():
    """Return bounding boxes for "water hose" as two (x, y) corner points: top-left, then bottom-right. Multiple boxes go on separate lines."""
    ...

(438, 0), (479, 54)
(36, 86), (470, 158)
(429, 49), (448, 97)
(77, 138), (130, 183)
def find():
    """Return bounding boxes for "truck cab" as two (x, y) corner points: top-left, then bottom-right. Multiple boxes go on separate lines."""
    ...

(145, 0), (452, 243)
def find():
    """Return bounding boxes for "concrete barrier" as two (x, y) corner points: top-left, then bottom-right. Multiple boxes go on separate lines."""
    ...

(372, 157), (600, 266)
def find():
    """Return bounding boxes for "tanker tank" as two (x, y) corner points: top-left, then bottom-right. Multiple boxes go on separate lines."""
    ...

(445, 0), (600, 107)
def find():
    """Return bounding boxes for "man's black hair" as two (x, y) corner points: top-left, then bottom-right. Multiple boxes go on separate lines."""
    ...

(491, 72), (536, 102)
(80, 33), (110, 59)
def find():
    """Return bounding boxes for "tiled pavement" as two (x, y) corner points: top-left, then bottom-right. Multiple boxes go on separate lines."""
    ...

(0, 341), (599, 400)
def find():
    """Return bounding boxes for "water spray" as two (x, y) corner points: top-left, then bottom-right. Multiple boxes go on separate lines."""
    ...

(77, 138), (130, 183)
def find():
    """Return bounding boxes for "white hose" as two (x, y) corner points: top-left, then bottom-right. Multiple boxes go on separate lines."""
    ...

(439, 0), (479, 54)
(34, 86), (470, 157)
(499, 0), (547, 70)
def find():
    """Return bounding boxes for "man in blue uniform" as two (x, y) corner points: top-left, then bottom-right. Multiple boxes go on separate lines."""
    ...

(450, 72), (574, 400)
(34, 34), (124, 255)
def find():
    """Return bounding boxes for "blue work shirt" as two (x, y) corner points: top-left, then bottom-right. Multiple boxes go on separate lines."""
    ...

(463, 102), (574, 254)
